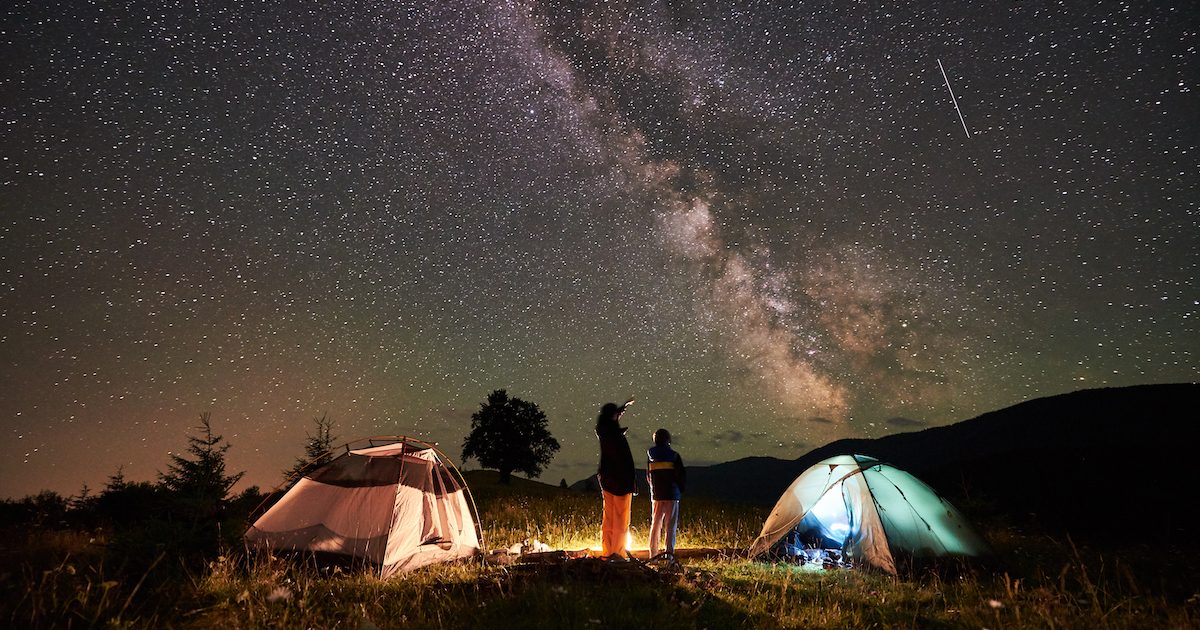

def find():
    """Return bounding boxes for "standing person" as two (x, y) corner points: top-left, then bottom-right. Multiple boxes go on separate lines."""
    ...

(595, 398), (636, 560)
(647, 428), (686, 563)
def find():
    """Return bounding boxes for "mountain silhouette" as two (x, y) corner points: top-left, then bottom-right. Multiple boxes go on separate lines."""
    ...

(676, 384), (1198, 546)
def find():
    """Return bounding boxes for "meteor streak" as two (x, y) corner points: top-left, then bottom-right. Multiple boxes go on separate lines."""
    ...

(938, 59), (971, 138)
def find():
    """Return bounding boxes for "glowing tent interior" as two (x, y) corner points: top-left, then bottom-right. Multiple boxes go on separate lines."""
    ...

(245, 438), (480, 577)
(748, 454), (991, 574)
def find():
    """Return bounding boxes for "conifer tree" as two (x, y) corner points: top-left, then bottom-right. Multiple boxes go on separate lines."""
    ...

(159, 412), (244, 522)
(283, 412), (339, 485)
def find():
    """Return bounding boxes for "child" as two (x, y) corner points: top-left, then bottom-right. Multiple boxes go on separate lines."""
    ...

(647, 428), (686, 562)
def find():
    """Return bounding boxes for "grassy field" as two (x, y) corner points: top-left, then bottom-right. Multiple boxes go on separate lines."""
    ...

(3, 472), (1199, 629)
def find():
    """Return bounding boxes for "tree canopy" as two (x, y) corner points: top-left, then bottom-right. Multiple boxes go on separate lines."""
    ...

(461, 389), (559, 484)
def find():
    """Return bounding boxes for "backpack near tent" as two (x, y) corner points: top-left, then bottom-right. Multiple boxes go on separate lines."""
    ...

(748, 454), (990, 574)
(245, 438), (480, 577)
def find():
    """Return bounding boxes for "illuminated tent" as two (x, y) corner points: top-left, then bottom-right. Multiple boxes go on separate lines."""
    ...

(245, 438), (480, 576)
(748, 454), (990, 574)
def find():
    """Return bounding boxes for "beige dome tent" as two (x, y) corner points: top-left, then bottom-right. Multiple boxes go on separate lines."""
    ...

(245, 438), (480, 576)
(749, 454), (990, 574)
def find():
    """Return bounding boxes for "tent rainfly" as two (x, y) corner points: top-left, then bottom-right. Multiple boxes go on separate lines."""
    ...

(749, 454), (991, 574)
(245, 438), (480, 576)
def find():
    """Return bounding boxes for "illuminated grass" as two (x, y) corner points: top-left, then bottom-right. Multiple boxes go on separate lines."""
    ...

(465, 471), (767, 553)
(3, 476), (1198, 629)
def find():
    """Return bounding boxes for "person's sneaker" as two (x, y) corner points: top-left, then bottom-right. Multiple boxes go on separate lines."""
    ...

(606, 553), (628, 562)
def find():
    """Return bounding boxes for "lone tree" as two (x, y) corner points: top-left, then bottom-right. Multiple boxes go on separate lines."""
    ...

(462, 389), (559, 485)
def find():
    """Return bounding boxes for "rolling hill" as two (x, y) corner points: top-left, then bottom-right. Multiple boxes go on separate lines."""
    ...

(575, 383), (1199, 546)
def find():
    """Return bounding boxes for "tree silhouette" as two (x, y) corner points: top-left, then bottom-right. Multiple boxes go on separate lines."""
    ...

(283, 412), (339, 486)
(159, 412), (244, 523)
(135, 412), (248, 564)
(462, 389), (559, 485)
(91, 466), (163, 529)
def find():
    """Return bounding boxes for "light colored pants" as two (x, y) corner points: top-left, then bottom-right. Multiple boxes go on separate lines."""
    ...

(649, 499), (679, 557)
(601, 490), (632, 557)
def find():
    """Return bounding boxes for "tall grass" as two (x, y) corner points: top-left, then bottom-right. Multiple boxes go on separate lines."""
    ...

(3, 475), (1198, 629)
(465, 472), (766, 552)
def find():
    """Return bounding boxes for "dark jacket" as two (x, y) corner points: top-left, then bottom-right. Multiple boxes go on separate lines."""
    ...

(647, 445), (686, 501)
(596, 420), (636, 496)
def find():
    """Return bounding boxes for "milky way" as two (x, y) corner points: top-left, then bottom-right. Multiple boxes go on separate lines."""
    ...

(2, 0), (1196, 499)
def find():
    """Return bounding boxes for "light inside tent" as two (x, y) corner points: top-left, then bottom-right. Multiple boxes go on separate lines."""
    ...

(809, 480), (851, 544)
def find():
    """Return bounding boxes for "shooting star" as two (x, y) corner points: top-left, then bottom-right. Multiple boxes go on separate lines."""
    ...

(938, 59), (971, 138)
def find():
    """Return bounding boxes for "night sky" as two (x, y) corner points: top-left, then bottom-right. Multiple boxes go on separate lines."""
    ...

(3, 0), (1196, 500)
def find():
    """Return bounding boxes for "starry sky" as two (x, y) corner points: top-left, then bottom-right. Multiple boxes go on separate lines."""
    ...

(2, 0), (1196, 500)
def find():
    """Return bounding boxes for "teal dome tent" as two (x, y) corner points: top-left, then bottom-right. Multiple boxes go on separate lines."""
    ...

(749, 454), (991, 574)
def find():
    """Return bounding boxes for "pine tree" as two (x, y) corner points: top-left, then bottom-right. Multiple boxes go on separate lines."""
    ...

(95, 465), (161, 528)
(283, 412), (339, 485)
(159, 412), (244, 522)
